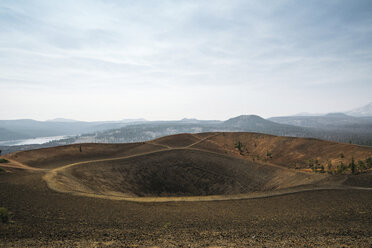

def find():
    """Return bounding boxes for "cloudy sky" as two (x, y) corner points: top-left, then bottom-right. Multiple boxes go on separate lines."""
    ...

(1, 0), (372, 121)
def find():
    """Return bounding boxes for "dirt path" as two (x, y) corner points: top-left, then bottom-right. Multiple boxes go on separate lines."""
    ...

(43, 133), (224, 191)
(149, 141), (172, 149)
(43, 170), (372, 202)
(40, 133), (372, 202)
(186, 133), (220, 148)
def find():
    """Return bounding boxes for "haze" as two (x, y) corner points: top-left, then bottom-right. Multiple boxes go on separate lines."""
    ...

(1, 0), (372, 121)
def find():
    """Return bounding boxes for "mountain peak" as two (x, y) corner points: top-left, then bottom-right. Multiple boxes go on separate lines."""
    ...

(346, 102), (372, 117)
(47, 118), (79, 122)
(227, 115), (264, 120)
(223, 115), (268, 126)
(325, 113), (351, 118)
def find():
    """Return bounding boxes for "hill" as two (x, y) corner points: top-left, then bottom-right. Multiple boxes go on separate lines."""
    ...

(1, 132), (372, 247)
(61, 115), (372, 147)
(0, 127), (30, 141)
(4, 132), (372, 201)
(2, 113), (372, 156)
(222, 115), (307, 135)
(269, 113), (372, 145)
(43, 116), (311, 149)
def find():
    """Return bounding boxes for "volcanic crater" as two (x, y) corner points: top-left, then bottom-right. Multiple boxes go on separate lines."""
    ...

(63, 149), (313, 197)
(5, 132), (372, 201)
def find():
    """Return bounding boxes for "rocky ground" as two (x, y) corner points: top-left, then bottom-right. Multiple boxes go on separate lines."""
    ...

(1, 168), (372, 247)
(1, 133), (372, 247)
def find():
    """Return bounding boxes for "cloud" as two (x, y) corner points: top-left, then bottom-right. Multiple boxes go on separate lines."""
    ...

(0, 0), (371, 120)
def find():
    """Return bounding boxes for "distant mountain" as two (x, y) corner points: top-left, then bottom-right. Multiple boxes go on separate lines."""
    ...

(268, 113), (372, 146)
(0, 127), (30, 141)
(180, 118), (200, 123)
(345, 102), (372, 117)
(222, 115), (309, 137)
(179, 118), (222, 124)
(0, 119), (143, 141)
(292, 112), (324, 116)
(269, 113), (372, 129)
(120, 118), (147, 123)
(47, 118), (80, 122)
(223, 115), (266, 127)
(2, 113), (372, 154)
(324, 113), (349, 117)
(223, 115), (282, 130)
(47, 118), (147, 123)
(0, 119), (88, 141)
(46, 115), (311, 146)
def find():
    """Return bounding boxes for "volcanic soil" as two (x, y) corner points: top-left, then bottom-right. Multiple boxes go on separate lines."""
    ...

(1, 132), (372, 247)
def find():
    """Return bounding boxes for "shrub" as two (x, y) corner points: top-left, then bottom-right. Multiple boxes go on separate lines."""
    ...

(266, 151), (272, 158)
(0, 207), (9, 223)
(308, 159), (314, 168)
(337, 162), (346, 174)
(234, 141), (243, 154)
(366, 157), (372, 168)
(340, 153), (345, 158)
(0, 159), (9, 163)
(348, 156), (356, 174)
(357, 160), (365, 170)
(234, 141), (242, 149)
(327, 161), (332, 173)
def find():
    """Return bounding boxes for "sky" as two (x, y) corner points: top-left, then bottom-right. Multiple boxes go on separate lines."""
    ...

(1, 0), (372, 121)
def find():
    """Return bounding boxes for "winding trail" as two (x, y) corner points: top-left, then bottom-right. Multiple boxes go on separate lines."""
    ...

(39, 133), (372, 202)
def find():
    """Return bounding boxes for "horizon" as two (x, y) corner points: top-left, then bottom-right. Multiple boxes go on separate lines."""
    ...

(0, 102), (370, 123)
(1, 0), (372, 121)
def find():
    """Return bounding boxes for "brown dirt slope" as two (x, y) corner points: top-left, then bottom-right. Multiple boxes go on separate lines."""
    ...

(59, 149), (324, 198)
(6, 132), (371, 172)
(4, 142), (163, 169)
(343, 173), (372, 187)
(1, 169), (372, 247)
(150, 133), (202, 147)
(192, 132), (372, 170)
(2, 132), (372, 202)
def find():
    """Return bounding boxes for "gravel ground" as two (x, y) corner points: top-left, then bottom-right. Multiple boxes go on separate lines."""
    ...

(1, 169), (372, 247)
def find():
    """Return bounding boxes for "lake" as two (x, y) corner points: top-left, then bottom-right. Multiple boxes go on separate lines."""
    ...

(0, 135), (67, 146)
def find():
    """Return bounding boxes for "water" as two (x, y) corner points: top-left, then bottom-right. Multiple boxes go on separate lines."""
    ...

(0, 135), (67, 146)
